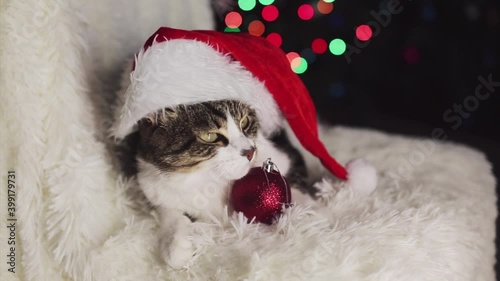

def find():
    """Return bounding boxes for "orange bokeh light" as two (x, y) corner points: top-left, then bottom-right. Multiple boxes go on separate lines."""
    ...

(248, 20), (265, 36)
(225, 12), (243, 28)
(317, 1), (334, 15)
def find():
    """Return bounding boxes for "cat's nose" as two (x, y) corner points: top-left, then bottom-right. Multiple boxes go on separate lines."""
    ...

(240, 147), (256, 161)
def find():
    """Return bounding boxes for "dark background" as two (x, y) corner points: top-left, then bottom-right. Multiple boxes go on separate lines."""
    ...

(213, 0), (499, 276)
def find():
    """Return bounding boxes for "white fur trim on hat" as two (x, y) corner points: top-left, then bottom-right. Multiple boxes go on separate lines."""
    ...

(112, 39), (283, 139)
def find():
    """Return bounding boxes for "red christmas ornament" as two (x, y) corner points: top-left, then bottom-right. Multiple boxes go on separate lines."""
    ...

(231, 158), (292, 224)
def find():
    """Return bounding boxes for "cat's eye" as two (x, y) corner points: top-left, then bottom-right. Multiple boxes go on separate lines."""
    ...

(198, 132), (218, 143)
(240, 116), (250, 130)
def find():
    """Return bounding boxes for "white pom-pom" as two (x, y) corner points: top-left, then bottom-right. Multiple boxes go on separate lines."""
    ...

(345, 159), (377, 195)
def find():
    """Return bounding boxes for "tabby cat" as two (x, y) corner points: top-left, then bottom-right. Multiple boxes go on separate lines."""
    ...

(123, 100), (315, 269)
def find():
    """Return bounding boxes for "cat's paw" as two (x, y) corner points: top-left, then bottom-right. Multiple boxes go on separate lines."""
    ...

(160, 233), (194, 269)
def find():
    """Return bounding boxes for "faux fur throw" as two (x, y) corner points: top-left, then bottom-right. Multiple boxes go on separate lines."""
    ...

(0, 1), (496, 281)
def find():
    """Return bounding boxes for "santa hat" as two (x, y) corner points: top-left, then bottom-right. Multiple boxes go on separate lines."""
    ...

(112, 27), (377, 194)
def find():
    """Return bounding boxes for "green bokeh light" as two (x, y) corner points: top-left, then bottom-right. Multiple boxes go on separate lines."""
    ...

(329, 39), (346, 55)
(292, 58), (308, 74)
(259, 0), (275, 5)
(239, 0), (257, 11)
(224, 27), (241, 32)
(323, 0), (335, 2)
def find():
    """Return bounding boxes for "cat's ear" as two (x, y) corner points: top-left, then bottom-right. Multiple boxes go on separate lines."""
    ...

(142, 108), (178, 125)
(138, 114), (161, 138)
(138, 108), (179, 134)
(148, 108), (178, 124)
(159, 108), (178, 120)
(142, 112), (160, 126)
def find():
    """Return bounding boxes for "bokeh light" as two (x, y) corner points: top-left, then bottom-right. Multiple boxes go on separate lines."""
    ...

(238, 0), (256, 11)
(286, 52), (300, 64)
(292, 57), (308, 74)
(317, 1), (334, 15)
(248, 20), (265, 36)
(464, 4), (480, 21)
(311, 38), (328, 54)
(329, 39), (346, 55)
(225, 12), (243, 28)
(487, 9), (498, 26)
(262, 5), (279, 22)
(224, 27), (241, 32)
(483, 49), (495, 68)
(291, 56), (302, 69)
(266, 32), (282, 47)
(328, 14), (344, 28)
(329, 82), (346, 98)
(259, 0), (274, 5)
(323, 0), (335, 2)
(403, 47), (419, 64)
(298, 4), (314, 20)
(421, 4), (436, 22)
(300, 48), (317, 64)
(355, 25), (373, 41)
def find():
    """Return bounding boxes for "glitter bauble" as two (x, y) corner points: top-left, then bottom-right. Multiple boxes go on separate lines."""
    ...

(231, 159), (291, 224)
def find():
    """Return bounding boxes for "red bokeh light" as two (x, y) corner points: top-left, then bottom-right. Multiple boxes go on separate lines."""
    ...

(286, 52), (300, 63)
(248, 20), (265, 36)
(403, 47), (420, 64)
(266, 32), (282, 47)
(262, 5), (279, 22)
(297, 4), (314, 20)
(355, 25), (373, 41)
(311, 38), (328, 54)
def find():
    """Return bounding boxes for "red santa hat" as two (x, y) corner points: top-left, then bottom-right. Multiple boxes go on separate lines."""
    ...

(112, 27), (377, 194)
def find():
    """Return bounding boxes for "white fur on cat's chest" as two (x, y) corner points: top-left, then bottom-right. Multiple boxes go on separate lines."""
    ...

(137, 160), (229, 219)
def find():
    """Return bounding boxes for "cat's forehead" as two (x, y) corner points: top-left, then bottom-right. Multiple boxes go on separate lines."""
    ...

(199, 100), (254, 117)
(165, 100), (254, 121)
(144, 100), (259, 135)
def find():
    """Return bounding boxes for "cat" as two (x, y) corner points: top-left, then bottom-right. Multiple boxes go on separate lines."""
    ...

(122, 99), (316, 269)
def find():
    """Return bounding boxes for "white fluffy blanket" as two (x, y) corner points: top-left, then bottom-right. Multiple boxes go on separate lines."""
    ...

(0, 1), (496, 281)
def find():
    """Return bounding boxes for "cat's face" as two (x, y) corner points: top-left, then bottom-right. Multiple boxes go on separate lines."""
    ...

(137, 100), (259, 180)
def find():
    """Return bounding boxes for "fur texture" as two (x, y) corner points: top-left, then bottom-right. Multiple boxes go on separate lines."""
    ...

(1, 1), (496, 281)
(133, 100), (296, 268)
(136, 101), (260, 174)
(0, 0), (215, 280)
(110, 28), (377, 201)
